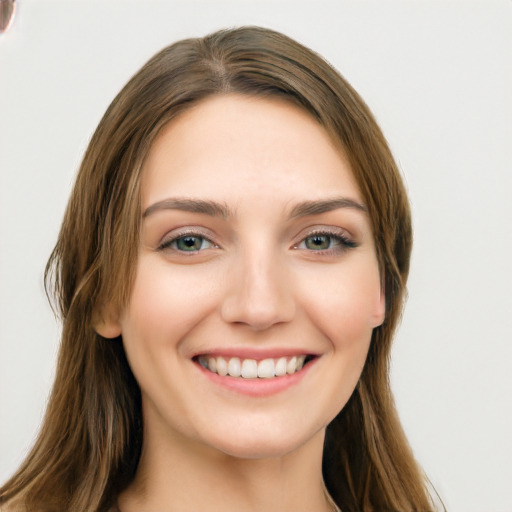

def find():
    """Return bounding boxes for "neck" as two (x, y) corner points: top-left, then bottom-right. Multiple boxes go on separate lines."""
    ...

(117, 417), (333, 512)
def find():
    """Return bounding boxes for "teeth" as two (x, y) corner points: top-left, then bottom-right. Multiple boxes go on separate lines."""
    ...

(227, 357), (241, 377)
(216, 356), (228, 376)
(257, 358), (275, 379)
(198, 355), (310, 379)
(275, 357), (287, 376)
(241, 359), (258, 379)
(286, 356), (297, 375)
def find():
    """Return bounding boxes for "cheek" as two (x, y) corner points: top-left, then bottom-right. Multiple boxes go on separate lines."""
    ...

(299, 264), (380, 417)
(298, 259), (382, 350)
(120, 259), (221, 352)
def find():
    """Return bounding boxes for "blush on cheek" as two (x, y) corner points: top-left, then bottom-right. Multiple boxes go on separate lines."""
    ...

(126, 263), (222, 348)
(310, 289), (377, 345)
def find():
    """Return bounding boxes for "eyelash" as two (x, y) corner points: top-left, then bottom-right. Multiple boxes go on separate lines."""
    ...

(158, 228), (357, 256)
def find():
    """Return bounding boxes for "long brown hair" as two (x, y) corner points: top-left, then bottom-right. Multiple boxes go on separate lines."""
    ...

(1, 26), (440, 511)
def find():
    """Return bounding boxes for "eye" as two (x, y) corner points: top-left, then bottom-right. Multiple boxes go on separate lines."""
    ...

(295, 230), (357, 253)
(304, 234), (333, 251)
(160, 234), (215, 253)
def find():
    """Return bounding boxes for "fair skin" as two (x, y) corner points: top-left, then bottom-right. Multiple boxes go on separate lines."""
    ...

(98, 94), (385, 512)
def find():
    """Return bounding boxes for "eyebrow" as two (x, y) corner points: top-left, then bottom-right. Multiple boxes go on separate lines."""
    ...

(142, 196), (367, 220)
(143, 198), (232, 219)
(288, 197), (368, 218)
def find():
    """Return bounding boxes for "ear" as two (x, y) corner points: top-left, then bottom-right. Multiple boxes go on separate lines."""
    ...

(93, 303), (122, 339)
(372, 286), (386, 328)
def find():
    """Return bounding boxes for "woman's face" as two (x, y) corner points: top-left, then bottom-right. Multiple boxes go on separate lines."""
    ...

(104, 94), (384, 459)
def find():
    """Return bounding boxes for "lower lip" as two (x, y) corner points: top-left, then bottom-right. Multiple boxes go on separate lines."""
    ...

(194, 359), (316, 397)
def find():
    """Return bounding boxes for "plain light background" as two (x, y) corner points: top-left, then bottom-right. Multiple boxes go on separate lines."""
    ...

(1, 1), (511, 510)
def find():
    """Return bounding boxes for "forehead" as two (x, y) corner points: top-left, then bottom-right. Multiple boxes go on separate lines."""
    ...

(141, 94), (362, 209)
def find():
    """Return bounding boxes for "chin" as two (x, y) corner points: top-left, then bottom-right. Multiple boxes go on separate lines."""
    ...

(204, 424), (323, 461)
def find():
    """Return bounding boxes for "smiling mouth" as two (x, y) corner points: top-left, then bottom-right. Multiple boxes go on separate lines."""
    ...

(195, 354), (316, 379)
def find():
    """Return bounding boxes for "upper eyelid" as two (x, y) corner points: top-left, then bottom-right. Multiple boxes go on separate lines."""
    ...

(161, 226), (215, 239)
(294, 225), (354, 241)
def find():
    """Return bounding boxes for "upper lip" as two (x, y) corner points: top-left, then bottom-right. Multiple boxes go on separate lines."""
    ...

(191, 347), (320, 361)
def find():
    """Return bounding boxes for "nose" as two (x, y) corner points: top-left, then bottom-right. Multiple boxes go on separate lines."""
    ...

(220, 248), (296, 331)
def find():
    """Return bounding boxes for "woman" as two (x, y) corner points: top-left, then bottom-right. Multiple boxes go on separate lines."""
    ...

(0, 26), (440, 511)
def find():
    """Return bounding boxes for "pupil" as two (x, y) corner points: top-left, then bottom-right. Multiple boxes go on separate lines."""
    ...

(178, 237), (201, 251)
